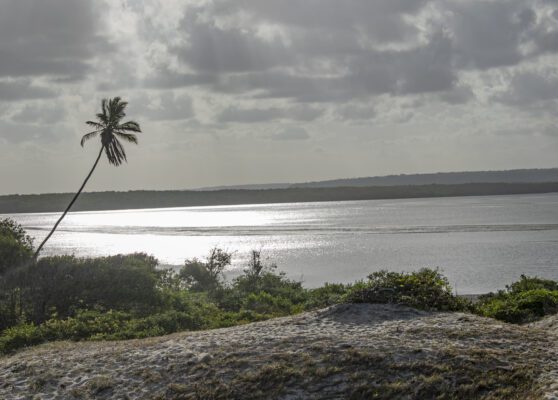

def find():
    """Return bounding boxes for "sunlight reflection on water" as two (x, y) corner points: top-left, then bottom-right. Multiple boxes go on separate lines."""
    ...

(3, 193), (558, 293)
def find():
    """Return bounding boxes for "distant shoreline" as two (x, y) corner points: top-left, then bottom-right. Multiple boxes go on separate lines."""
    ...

(1, 182), (558, 214)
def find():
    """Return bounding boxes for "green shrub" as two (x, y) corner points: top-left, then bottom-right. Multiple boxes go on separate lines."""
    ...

(0, 303), (276, 354)
(507, 275), (558, 294)
(0, 218), (34, 275)
(476, 275), (558, 324)
(243, 291), (296, 315)
(4, 253), (163, 324)
(208, 250), (307, 313)
(0, 323), (43, 354)
(305, 283), (349, 310)
(344, 268), (468, 311)
(179, 248), (231, 292)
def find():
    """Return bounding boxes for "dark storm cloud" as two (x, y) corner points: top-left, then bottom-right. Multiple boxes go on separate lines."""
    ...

(0, 0), (111, 80)
(0, 80), (56, 102)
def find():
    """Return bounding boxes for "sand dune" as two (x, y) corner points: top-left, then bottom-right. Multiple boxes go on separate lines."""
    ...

(1, 304), (557, 399)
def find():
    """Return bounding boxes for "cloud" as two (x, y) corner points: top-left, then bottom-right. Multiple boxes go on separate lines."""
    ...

(446, 1), (531, 69)
(129, 92), (195, 121)
(217, 104), (323, 123)
(0, 80), (56, 102)
(144, 0), (558, 106)
(438, 85), (475, 105)
(175, 13), (293, 73)
(0, 119), (63, 144)
(0, 0), (112, 80)
(155, 2), (462, 103)
(144, 69), (216, 89)
(493, 72), (558, 107)
(212, 0), (428, 45)
(335, 104), (376, 120)
(271, 127), (310, 141)
(10, 102), (65, 125)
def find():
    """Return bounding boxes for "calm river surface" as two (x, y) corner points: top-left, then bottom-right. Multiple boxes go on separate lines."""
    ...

(3, 193), (558, 294)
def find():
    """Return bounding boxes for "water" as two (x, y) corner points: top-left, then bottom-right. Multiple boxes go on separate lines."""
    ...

(3, 193), (558, 294)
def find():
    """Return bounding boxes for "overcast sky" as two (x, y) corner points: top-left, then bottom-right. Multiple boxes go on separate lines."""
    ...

(0, 0), (557, 195)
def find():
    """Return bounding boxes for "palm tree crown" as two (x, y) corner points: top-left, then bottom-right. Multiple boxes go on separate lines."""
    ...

(81, 97), (141, 166)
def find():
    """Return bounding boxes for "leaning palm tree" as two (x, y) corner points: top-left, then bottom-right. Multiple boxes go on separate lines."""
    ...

(33, 97), (141, 258)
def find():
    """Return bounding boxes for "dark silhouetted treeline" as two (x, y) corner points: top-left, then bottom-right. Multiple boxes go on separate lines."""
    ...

(1, 182), (558, 214)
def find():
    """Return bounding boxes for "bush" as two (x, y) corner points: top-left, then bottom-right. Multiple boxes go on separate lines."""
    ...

(0, 299), (275, 353)
(4, 253), (163, 324)
(0, 323), (43, 354)
(507, 275), (558, 294)
(179, 248), (231, 292)
(477, 289), (558, 324)
(344, 268), (468, 311)
(476, 275), (558, 323)
(242, 291), (299, 315)
(214, 251), (307, 313)
(305, 283), (349, 310)
(0, 218), (34, 275)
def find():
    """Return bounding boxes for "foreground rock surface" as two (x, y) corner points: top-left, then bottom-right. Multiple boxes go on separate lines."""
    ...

(1, 304), (557, 399)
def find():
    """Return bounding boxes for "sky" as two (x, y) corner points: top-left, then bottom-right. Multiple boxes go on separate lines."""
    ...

(0, 0), (557, 195)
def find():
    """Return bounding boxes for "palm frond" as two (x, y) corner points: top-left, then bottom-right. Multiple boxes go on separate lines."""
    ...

(108, 97), (127, 124)
(104, 142), (120, 166)
(114, 131), (138, 144)
(104, 137), (127, 166)
(102, 98), (108, 116)
(80, 130), (100, 147)
(117, 120), (141, 132)
(86, 121), (104, 130)
(97, 99), (109, 125)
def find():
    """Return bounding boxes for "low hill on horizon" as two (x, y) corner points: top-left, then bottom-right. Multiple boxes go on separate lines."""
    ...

(197, 167), (558, 191)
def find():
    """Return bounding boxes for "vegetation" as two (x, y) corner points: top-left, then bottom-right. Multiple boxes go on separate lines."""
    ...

(1, 222), (557, 355)
(345, 268), (471, 311)
(476, 275), (558, 323)
(1, 182), (558, 214)
(34, 97), (141, 258)
(0, 240), (321, 353)
(0, 218), (34, 275)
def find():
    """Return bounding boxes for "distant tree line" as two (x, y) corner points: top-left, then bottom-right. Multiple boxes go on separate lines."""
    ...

(1, 182), (558, 214)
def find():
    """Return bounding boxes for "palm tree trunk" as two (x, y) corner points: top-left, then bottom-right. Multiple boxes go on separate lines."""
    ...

(33, 146), (105, 259)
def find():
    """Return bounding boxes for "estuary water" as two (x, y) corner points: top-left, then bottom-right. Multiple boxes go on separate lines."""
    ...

(3, 193), (558, 294)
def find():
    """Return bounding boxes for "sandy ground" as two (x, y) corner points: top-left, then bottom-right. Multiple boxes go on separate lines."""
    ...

(0, 304), (557, 399)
